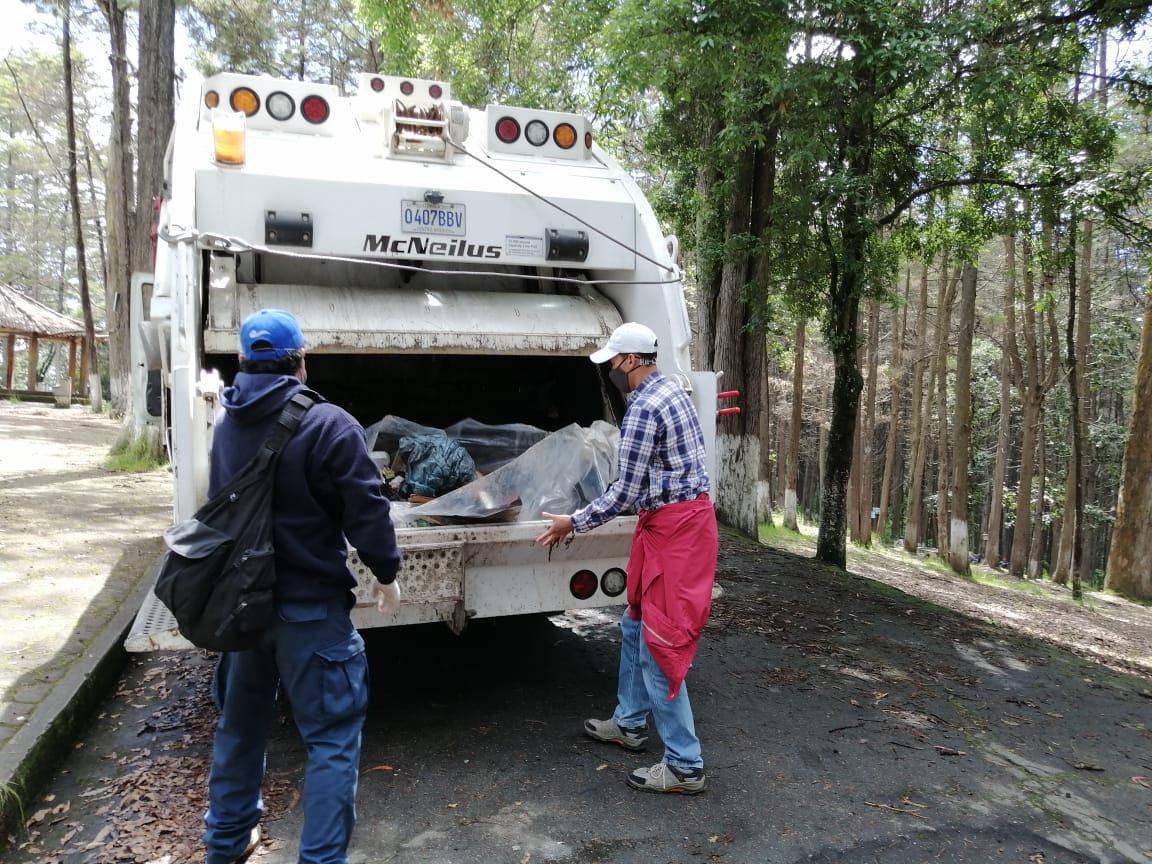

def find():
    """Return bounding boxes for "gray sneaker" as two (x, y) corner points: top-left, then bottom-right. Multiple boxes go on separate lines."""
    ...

(583, 717), (648, 751)
(627, 761), (706, 794)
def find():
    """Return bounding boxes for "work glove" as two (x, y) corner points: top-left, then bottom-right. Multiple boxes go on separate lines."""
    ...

(372, 579), (402, 615)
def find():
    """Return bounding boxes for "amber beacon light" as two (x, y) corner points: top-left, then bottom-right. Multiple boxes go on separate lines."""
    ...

(212, 109), (247, 165)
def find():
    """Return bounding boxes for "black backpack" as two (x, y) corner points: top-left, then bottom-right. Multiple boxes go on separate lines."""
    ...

(154, 390), (317, 651)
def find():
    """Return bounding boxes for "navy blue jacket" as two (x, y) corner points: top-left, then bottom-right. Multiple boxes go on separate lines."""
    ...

(209, 372), (401, 602)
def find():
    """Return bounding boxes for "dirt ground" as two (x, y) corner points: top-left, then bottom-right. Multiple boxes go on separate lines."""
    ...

(3, 399), (1152, 863)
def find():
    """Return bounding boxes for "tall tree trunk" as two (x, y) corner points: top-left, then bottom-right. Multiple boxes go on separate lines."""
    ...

(856, 299), (880, 546)
(1010, 222), (1040, 578)
(1028, 415), (1048, 579)
(848, 337), (864, 544)
(1105, 284), (1152, 601)
(1064, 218), (1089, 599)
(63, 4), (101, 412)
(933, 262), (958, 556)
(876, 281), (907, 544)
(816, 215), (866, 568)
(693, 119), (723, 372)
(783, 319), (806, 531)
(749, 123), (778, 526)
(948, 262), (976, 574)
(97, 0), (132, 417)
(984, 231), (1018, 567)
(712, 146), (754, 536)
(903, 261), (931, 554)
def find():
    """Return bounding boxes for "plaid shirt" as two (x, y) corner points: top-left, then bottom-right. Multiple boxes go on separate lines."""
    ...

(572, 369), (710, 532)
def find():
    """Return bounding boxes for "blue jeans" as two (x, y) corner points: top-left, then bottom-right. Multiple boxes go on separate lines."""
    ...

(203, 597), (369, 864)
(611, 609), (703, 770)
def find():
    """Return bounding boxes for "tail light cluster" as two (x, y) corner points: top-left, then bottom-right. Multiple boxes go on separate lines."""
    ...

(358, 73), (451, 104)
(354, 73), (469, 160)
(486, 105), (593, 161)
(569, 567), (627, 601)
(200, 74), (340, 140)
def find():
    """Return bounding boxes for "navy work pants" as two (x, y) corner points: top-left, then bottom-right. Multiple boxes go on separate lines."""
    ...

(203, 596), (369, 864)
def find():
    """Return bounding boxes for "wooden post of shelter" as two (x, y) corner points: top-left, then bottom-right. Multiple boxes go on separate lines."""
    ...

(68, 338), (78, 389)
(26, 335), (39, 390)
(3, 334), (13, 390)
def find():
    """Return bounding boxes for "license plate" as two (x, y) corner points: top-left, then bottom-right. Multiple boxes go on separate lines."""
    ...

(401, 200), (466, 236)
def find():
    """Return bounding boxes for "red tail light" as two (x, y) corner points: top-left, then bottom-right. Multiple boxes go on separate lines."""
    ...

(429, 83), (443, 99)
(370, 77), (385, 92)
(569, 570), (598, 600)
(495, 116), (521, 144)
(400, 80), (415, 95)
(301, 95), (330, 124)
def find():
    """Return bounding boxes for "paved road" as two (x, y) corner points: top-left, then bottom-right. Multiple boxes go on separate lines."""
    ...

(2, 401), (1150, 863)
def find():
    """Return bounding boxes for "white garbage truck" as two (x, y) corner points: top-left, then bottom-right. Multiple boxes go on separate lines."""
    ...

(125, 71), (718, 651)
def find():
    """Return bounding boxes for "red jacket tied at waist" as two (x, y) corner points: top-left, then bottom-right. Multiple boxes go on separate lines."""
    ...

(626, 494), (718, 700)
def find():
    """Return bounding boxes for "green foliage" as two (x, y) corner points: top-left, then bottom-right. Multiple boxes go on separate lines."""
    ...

(183, 0), (375, 90)
(358, 0), (616, 111)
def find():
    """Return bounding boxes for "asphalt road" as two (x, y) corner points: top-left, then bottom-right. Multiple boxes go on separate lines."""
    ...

(7, 533), (1152, 864)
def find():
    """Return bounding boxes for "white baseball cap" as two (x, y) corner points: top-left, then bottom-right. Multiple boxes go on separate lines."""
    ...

(589, 322), (659, 364)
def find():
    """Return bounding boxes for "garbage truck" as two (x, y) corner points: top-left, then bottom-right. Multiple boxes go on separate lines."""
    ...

(125, 71), (718, 651)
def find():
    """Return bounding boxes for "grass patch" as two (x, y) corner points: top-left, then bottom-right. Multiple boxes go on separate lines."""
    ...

(104, 433), (167, 472)
(757, 517), (1115, 606)
(969, 569), (1054, 596)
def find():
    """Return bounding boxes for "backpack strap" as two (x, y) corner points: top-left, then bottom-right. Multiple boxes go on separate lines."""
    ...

(263, 389), (320, 456)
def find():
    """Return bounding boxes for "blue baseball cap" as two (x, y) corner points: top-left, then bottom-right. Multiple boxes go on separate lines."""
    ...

(240, 309), (305, 360)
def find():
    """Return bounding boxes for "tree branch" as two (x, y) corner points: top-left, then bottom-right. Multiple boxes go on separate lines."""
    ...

(2, 58), (68, 188)
(877, 177), (1059, 227)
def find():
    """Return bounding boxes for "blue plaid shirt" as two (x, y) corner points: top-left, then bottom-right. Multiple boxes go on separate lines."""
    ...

(572, 369), (710, 532)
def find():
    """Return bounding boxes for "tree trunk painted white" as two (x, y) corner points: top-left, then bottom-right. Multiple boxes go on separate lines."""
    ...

(948, 518), (969, 574)
(783, 488), (799, 530)
(716, 433), (760, 538)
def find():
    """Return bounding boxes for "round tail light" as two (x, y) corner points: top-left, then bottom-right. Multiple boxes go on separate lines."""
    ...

(495, 116), (521, 144)
(601, 568), (627, 598)
(266, 91), (295, 121)
(525, 119), (549, 146)
(301, 95), (330, 124)
(204, 90), (220, 109)
(370, 77), (385, 92)
(399, 80), (415, 96)
(229, 87), (260, 116)
(429, 83), (443, 99)
(570, 570), (598, 600)
(553, 122), (577, 149)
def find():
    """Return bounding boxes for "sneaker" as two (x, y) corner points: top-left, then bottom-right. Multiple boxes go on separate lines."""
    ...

(583, 717), (648, 751)
(233, 825), (261, 863)
(627, 761), (706, 794)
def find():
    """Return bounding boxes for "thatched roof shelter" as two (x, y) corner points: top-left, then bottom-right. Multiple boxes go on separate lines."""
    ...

(0, 281), (102, 396)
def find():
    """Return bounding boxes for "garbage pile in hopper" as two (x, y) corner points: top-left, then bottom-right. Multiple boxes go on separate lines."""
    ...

(364, 416), (619, 527)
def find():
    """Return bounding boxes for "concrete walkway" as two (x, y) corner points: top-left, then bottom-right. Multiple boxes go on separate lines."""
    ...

(0, 401), (171, 836)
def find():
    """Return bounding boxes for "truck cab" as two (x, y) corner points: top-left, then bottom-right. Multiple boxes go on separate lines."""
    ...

(126, 72), (717, 651)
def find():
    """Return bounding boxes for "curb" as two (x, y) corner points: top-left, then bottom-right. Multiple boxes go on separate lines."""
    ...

(0, 568), (158, 842)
